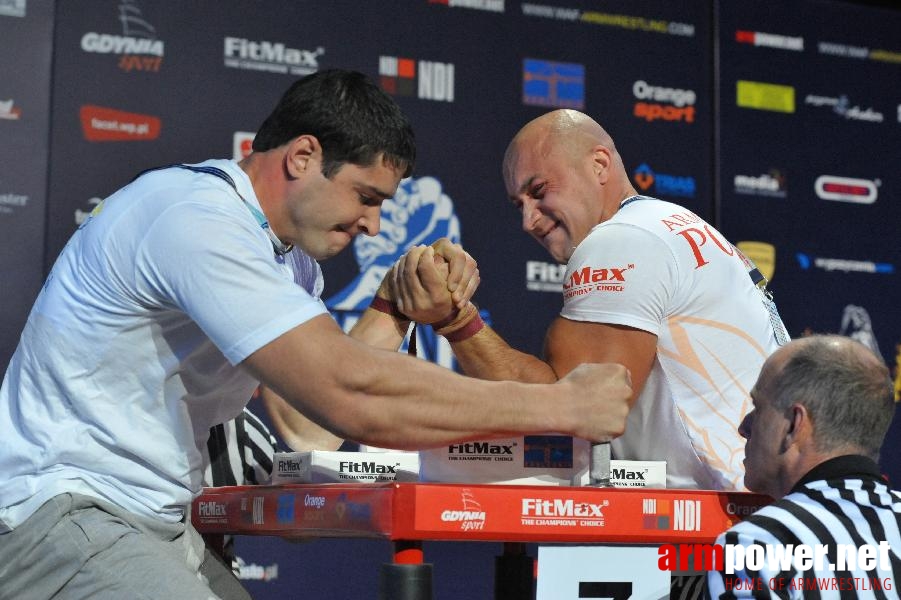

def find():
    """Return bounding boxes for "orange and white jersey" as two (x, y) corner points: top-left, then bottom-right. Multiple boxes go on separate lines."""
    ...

(561, 196), (788, 490)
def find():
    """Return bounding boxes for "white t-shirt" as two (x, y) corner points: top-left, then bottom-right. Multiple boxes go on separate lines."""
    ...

(0, 159), (327, 530)
(561, 196), (788, 490)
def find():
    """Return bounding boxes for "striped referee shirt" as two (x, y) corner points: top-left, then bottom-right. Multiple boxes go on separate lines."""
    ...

(707, 455), (901, 599)
(203, 407), (278, 488)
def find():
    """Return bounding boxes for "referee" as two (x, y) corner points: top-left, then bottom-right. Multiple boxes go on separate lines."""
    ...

(707, 334), (900, 598)
(202, 405), (278, 578)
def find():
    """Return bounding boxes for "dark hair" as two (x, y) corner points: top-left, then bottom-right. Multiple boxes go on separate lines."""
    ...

(252, 69), (415, 179)
(772, 335), (895, 459)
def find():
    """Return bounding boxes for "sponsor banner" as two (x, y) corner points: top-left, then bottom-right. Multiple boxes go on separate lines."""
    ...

(0, 0), (25, 17)
(379, 56), (455, 102)
(735, 30), (803, 52)
(814, 175), (878, 204)
(523, 58), (584, 108)
(233, 131), (255, 161)
(795, 253), (893, 274)
(234, 557), (278, 582)
(79, 105), (161, 141)
(0, 99), (22, 120)
(633, 163), (696, 198)
(818, 41), (901, 65)
(191, 484), (394, 535)
(804, 94), (883, 123)
(521, 3), (695, 37)
(526, 260), (565, 293)
(0, 189), (29, 216)
(633, 80), (696, 123)
(223, 37), (323, 76)
(736, 80), (795, 113)
(405, 485), (769, 541)
(80, 1), (164, 73)
(271, 451), (420, 484)
(420, 436), (589, 486)
(192, 485), (769, 543)
(427, 0), (504, 13)
(733, 170), (787, 198)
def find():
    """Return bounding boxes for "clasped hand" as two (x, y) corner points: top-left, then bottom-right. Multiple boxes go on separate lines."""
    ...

(379, 238), (480, 324)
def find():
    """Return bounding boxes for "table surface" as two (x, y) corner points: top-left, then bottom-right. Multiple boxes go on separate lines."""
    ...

(193, 482), (770, 544)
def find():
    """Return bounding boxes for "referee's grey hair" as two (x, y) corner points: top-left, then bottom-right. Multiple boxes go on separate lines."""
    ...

(772, 335), (894, 459)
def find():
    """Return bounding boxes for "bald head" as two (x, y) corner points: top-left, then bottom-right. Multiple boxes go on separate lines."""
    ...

(503, 110), (616, 180)
(767, 335), (894, 459)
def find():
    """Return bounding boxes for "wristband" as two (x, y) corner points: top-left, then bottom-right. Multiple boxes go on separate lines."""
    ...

(434, 302), (484, 343)
(369, 296), (408, 320)
(441, 313), (484, 343)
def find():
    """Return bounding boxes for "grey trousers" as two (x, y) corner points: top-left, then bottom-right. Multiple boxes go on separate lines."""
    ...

(0, 493), (252, 600)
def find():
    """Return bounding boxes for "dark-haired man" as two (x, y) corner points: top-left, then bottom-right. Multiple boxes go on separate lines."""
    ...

(707, 335), (900, 598)
(0, 71), (632, 600)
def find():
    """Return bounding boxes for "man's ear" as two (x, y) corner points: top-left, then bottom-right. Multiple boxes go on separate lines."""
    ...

(783, 403), (808, 450)
(591, 145), (613, 184)
(285, 134), (320, 179)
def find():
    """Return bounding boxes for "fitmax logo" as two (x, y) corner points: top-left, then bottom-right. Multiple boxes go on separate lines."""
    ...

(448, 442), (514, 455)
(338, 461), (398, 474)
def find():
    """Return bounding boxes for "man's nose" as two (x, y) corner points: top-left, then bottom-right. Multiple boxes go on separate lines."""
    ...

(359, 206), (381, 237)
(521, 199), (540, 232)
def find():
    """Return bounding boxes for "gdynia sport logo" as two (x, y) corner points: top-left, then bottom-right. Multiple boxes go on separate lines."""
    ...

(658, 542), (893, 593)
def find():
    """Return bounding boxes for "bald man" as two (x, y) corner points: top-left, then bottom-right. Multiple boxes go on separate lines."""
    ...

(399, 109), (790, 490)
(707, 335), (900, 597)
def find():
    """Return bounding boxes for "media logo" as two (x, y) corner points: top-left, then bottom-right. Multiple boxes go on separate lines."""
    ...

(633, 163), (696, 198)
(795, 253), (893, 274)
(378, 56), (455, 102)
(642, 498), (700, 530)
(733, 170), (787, 198)
(735, 30), (803, 52)
(448, 441), (515, 462)
(276, 494), (293, 524)
(80, 1), (164, 72)
(526, 260), (565, 292)
(523, 435), (573, 469)
(233, 131), (255, 160)
(196, 501), (227, 524)
(80, 105), (161, 142)
(0, 188), (28, 215)
(523, 58), (584, 109)
(805, 94), (883, 123)
(819, 41), (901, 65)
(633, 80), (696, 123)
(736, 80), (795, 114)
(839, 305), (883, 360)
(521, 497), (607, 527)
(737, 241), (775, 282)
(642, 497), (670, 529)
(0, 99), (21, 120)
(440, 489), (487, 531)
(562, 264), (633, 300)
(334, 492), (373, 524)
(0, 0), (26, 17)
(428, 0), (504, 13)
(235, 557), (279, 582)
(814, 175), (878, 204)
(224, 37), (322, 76)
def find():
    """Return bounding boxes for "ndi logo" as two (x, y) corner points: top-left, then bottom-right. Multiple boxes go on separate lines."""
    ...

(379, 56), (455, 102)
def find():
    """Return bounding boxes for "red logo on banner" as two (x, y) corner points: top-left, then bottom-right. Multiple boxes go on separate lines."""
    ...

(80, 105), (161, 142)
